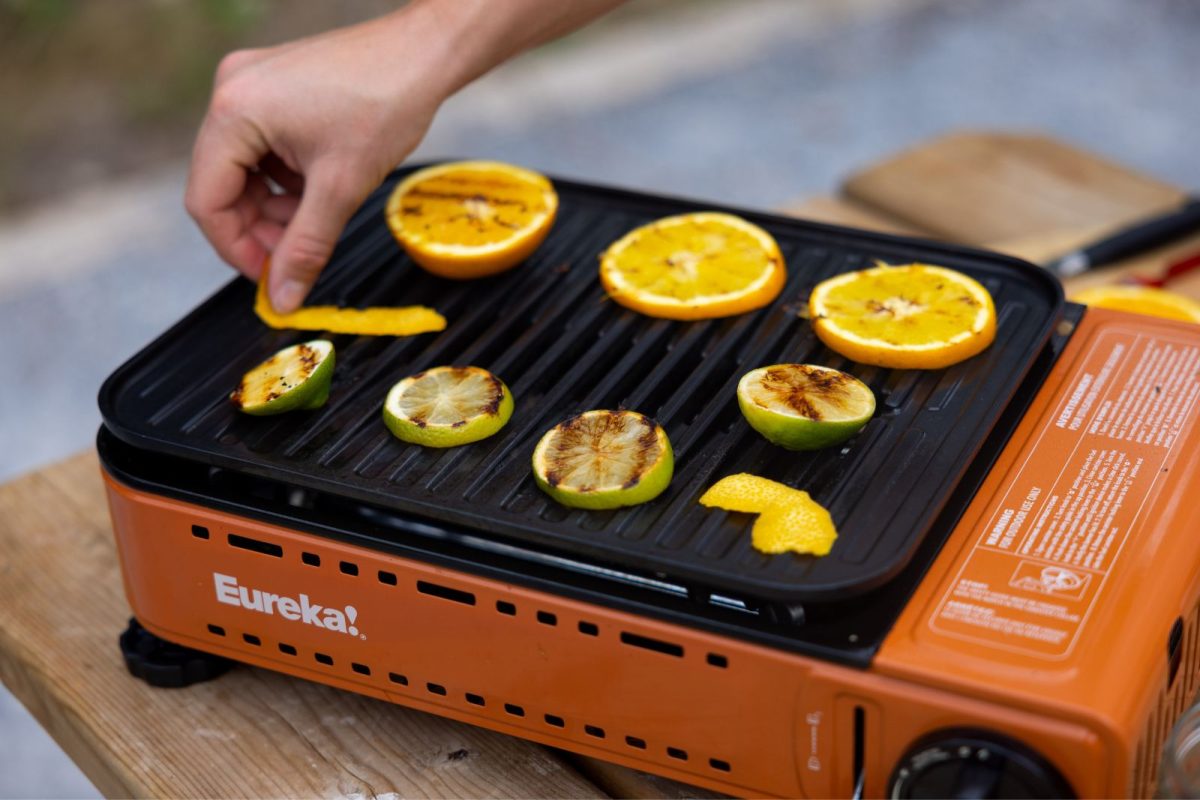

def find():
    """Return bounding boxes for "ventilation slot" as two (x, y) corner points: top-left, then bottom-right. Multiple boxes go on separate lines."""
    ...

(584, 725), (605, 739)
(339, 561), (359, 576)
(496, 600), (517, 615)
(852, 706), (866, 799)
(706, 653), (728, 668)
(315, 653), (333, 665)
(378, 570), (398, 585)
(278, 643), (297, 656)
(465, 693), (485, 707)
(206, 624), (225, 636)
(301, 552), (320, 566)
(667, 747), (688, 761)
(352, 663), (371, 676)
(537, 611), (557, 626)
(625, 736), (646, 749)
(1131, 602), (1200, 798)
(227, 533), (282, 557)
(620, 631), (683, 657)
(191, 525), (210, 539)
(388, 672), (408, 686)
(578, 621), (599, 636)
(544, 714), (565, 728)
(427, 683), (447, 696)
(417, 580), (476, 606)
(242, 633), (261, 646)
(504, 703), (525, 717)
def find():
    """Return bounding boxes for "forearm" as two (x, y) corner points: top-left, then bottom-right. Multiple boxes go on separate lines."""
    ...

(398, 0), (628, 101)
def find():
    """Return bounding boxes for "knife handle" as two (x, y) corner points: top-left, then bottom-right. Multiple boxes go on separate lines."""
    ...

(1082, 196), (1200, 268)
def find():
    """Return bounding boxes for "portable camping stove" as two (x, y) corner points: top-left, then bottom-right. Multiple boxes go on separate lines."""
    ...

(99, 169), (1200, 798)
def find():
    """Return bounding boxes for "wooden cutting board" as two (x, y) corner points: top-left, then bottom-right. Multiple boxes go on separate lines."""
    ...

(790, 131), (1200, 300)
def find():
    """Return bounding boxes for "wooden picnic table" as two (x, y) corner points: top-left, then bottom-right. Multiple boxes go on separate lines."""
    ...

(2, 132), (1199, 798)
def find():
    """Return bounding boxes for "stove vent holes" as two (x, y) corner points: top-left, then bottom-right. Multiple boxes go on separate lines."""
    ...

(204, 620), (734, 778)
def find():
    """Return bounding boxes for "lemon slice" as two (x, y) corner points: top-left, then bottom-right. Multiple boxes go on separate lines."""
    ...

(532, 410), (674, 510)
(809, 262), (996, 369)
(1071, 285), (1200, 323)
(737, 364), (875, 450)
(699, 473), (838, 556)
(383, 366), (514, 448)
(599, 212), (786, 320)
(385, 161), (558, 280)
(231, 340), (335, 415)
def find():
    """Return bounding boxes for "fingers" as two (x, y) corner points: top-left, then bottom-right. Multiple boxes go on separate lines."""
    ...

(268, 159), (370, 313)
(184, 110), (269, 276)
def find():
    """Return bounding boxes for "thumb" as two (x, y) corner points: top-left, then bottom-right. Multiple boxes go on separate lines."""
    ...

(269, 159), (369, 313)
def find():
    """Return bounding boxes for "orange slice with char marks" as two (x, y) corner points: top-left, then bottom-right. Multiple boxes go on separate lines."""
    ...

(385, 161), (558, 279)
(809, 262), (995, 369)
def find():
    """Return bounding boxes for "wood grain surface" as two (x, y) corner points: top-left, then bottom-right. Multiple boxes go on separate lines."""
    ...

(842, 131), (1187, 245)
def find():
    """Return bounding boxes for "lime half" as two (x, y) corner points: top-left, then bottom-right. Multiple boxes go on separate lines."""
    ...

(232, 339), (335, 415)
(383, 366), (514, 447)
(532, 410), (673, 510)
(737, 364), (874, 450)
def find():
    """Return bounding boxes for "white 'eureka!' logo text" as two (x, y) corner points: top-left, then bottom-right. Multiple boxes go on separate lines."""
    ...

(214, 573), (362, 637)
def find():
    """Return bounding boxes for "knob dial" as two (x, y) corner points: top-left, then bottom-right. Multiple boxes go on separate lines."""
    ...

(889, 729), (1074, 799)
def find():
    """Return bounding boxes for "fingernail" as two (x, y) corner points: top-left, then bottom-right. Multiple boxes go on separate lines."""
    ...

(272, 279), (308, 314)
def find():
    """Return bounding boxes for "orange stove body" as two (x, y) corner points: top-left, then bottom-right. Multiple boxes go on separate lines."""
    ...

(102, 309), (1200, 798)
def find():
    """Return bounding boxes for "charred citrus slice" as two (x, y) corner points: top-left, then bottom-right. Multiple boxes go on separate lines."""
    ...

(737, 364), (874, 450)
(809, 262), (996, 369)
(699, 473), (838, 556)
(383, 366), (513, 448)
(231, 339), (334, 415)
(599, 212), (785, 320)
(1070, 285), (1200, 323)
(385, 161), (558, 279)
(532, 410), (673, 510)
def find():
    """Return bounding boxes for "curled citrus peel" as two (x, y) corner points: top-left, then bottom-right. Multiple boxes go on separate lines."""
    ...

(254, 264), (446, 336)
(699, 473), (838, 556)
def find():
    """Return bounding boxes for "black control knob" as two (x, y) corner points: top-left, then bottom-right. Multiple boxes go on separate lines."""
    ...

(888, 729), (1074, 799)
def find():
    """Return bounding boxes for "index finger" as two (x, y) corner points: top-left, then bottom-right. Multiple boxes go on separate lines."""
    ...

(184, 112), (270, 275)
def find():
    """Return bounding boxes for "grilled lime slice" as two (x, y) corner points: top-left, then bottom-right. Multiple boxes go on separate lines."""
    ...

(532, 410), (674, 510)
(383, 366), (514, 447)
(737, 363), (874, 450)
(231, 339), (335, 415)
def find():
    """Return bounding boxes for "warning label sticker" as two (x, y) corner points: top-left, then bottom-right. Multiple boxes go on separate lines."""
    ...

(929, 327), (1200, 659)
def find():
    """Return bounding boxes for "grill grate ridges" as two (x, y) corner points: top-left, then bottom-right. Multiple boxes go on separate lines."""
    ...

(99, 168), (1063, 603)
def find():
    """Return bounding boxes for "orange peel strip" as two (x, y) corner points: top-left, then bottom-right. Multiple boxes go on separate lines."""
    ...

(254, 269), (446, 337)
(699, 473), (838, 557)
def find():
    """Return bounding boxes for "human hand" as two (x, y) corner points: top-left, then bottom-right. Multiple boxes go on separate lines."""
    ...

(185, 0), (626, 312)
(184, 7), (454, 312)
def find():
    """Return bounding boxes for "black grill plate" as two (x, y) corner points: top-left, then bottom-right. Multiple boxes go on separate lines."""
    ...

(99, 167), (1062, 603)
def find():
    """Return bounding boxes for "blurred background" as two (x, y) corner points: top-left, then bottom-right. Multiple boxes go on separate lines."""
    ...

(1, 0), (1198, 796)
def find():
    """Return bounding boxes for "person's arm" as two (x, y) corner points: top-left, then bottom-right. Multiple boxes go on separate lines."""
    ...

(185, 0), (624, 313)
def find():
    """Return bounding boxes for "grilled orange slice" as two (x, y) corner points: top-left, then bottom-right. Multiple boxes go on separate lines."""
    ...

(599, 212), (785, 320)
(385, 161), (558, 279)
(1071, 285), (1200, 323)
(809, 262), (995, 369)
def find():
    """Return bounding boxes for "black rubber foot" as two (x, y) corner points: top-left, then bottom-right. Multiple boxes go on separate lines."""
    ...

(119, 618), (233, 688)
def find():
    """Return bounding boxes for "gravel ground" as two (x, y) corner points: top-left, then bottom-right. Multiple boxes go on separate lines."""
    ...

(1, 0), (1198, 795)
